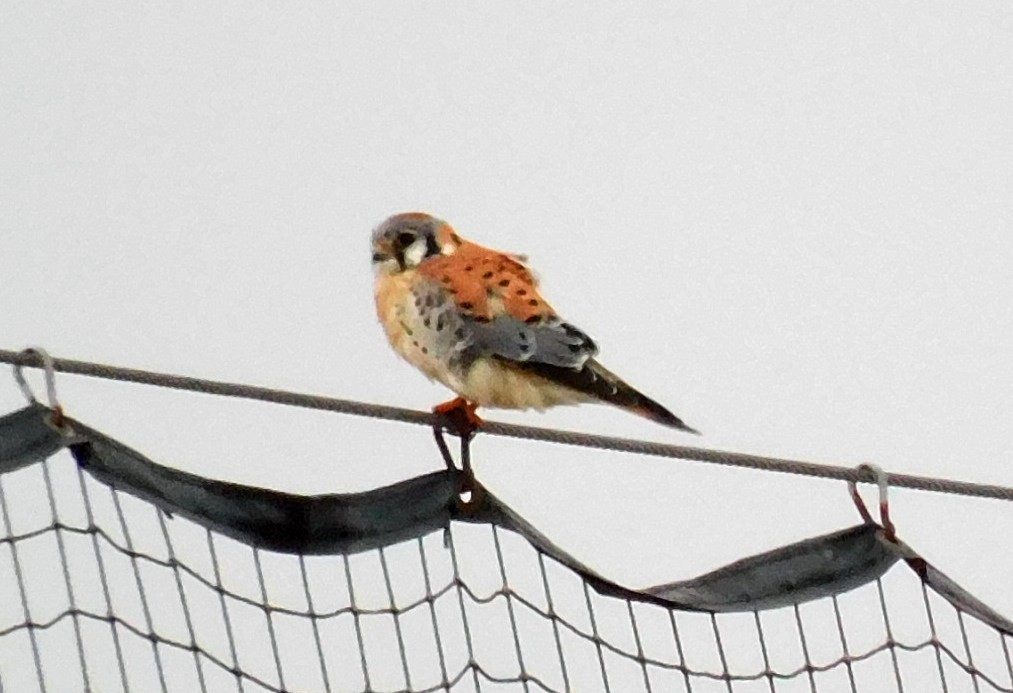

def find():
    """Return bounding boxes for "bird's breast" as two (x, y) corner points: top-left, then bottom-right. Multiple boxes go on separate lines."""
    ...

(374, 272), (471, 389)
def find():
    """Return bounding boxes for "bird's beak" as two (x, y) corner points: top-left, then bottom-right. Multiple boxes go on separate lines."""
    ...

(371, 239), (394, 264)
(372, 240), (406, 271)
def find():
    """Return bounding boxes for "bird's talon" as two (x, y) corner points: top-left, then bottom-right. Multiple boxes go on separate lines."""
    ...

(432, 397), (483, 439)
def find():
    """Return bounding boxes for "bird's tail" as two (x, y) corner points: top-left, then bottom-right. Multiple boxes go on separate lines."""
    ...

(625, 390), (700, 433)
(585, 360), (700, 434)
(514, 357), (699, 433)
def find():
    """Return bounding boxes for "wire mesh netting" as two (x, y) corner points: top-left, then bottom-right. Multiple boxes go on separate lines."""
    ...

(1, 403), (1012, 693)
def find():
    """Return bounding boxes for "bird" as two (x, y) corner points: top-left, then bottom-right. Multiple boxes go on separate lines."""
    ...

(371, 212), (698, 435)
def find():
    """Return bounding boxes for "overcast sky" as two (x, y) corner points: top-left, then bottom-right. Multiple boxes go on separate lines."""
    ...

(2, 2), (1012, 690)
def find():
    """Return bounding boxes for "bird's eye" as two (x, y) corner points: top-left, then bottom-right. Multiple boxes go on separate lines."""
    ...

(396, 232), (415, 247)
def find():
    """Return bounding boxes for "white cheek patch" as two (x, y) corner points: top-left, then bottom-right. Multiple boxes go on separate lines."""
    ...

(402, 237), (429, 267)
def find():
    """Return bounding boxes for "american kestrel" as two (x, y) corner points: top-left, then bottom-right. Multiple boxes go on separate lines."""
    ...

(371, 212), (697, 433)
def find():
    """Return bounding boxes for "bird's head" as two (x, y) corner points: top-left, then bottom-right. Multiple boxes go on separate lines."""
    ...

(371, 212), (461, 275)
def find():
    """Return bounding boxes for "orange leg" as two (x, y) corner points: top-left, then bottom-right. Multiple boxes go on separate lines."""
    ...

(433, 397), (484, 438)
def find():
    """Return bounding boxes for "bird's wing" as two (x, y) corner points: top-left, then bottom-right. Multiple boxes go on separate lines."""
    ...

(417, 241), (598, 368)
(417, 240), (697, 432)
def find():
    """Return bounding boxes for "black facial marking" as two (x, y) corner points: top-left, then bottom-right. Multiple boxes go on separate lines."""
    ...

(396, 232), (415, 248)
(425, 234), (440, 258)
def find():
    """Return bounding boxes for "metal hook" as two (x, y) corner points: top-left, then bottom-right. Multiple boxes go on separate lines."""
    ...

(432, 423), (457, 470)
(849, 463), (896, 541)
(13, 347), (68, 433)
(433, 421), (483, 548)
(13, 361), (36, 405)
(13, 347), (59, 407)
(431, 420), (480, 511)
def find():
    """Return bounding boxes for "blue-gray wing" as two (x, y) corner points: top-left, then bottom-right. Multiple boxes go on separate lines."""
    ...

(466, 315), (598, 368)
(460, 306), (696, 431)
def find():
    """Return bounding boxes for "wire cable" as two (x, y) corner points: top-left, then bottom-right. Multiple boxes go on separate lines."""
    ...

(2, 348), (1012, 502)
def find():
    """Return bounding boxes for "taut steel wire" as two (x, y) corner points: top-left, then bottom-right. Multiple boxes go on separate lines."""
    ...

(2, 348), (1011, 502)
